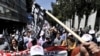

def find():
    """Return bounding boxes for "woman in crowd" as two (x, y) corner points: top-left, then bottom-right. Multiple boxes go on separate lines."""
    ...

(10, 38), (24, 52)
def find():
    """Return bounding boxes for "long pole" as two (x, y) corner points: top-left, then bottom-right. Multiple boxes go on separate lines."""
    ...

(45, 11), (85, 43)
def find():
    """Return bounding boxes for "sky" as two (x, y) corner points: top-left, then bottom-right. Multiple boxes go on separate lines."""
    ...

(35, 0), (56, 10)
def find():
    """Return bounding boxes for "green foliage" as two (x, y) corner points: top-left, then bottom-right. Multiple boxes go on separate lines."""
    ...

(45, 10), (57, 26)
(51, 0), (76, 22)
(49, 0), (100, 26)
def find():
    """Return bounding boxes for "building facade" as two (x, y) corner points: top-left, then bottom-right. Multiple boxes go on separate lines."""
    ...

(0, 0), (29, 33)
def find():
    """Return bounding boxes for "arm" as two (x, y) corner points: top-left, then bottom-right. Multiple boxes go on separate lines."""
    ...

(80, 42), (100, 56)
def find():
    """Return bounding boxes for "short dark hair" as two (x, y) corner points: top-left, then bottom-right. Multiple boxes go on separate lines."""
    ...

(31, 38), (37, 46)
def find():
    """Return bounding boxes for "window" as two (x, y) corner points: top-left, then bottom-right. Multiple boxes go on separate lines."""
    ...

(5, 8), (11, 17)
(0, 6), (4, 16)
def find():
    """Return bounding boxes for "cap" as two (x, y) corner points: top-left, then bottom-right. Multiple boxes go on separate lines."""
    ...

(81, 34), (92, 42)
(89, 30), (95, 34)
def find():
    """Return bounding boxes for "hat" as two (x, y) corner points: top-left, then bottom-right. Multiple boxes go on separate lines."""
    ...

(89, 30), (95, 34)
(81, 34), (92, 42)
(0, 34), (3, 38)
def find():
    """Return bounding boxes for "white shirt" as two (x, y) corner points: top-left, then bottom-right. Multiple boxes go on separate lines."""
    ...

(30, 45), (44, 56)
(23, 36), (29, 43)
(54, 37), (62, 46)
(38, 37), (46, 46)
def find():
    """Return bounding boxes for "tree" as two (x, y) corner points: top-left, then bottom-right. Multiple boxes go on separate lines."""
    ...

(75, 0), (86, 28)
(51, 0), (75, 27)
(46, 10), (57, 26)
(74, 0), (96, 28)
(51, 0), (98, 29)
(84, 0), (96, 27)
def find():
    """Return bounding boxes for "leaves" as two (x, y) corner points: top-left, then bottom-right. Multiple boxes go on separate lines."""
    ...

(48, 0), (100, 26)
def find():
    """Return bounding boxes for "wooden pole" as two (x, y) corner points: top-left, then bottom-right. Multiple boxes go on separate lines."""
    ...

(46, 11), (85, 43)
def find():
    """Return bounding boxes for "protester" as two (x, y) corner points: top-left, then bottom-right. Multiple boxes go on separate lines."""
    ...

(27, 30), (33, 40)
(26, 30), (33, 49)
(79, 27), (84, 37)
(66, 33), (77, 56)
(0, 34), (9, 50)
(89, 29), (97, 43)
(49, 26), (57, 42)
(61, 30), (67, 41)
(23, 32), (29, 49)
(10, 38), (24, 52)
(30, 38), (44, 56)
(42, 37), (54, 48)
(38, 29), (46, 46)
(53, 32), (62, 46)
(81, 30), (93, 42)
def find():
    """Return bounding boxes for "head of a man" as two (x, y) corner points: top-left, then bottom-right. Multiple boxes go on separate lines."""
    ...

(27, 30), (32, 37)
(31, 38), (37, 46)
(46, 37), (51, 43)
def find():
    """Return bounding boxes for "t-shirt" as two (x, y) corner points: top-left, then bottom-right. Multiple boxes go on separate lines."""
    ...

(54, 38), (62, 46)
(30, 45), (44, 56)
(23, 36), (29, 43)
(38, 37), (46, 46)
(61, 33), (67, 40)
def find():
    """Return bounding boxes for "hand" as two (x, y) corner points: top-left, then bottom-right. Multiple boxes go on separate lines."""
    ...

(80, 42), (100, 55)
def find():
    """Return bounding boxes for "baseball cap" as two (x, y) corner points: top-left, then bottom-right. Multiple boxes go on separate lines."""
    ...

(89, 30), (95, 34)
(81, 34), (93, 42)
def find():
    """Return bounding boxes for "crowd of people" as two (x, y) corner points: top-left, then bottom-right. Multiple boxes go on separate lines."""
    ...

(0, 25), (100, 56)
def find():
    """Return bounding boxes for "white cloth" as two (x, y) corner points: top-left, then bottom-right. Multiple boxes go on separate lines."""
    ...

(30, 45), (44, 56)
(81, 34), (93, 42)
